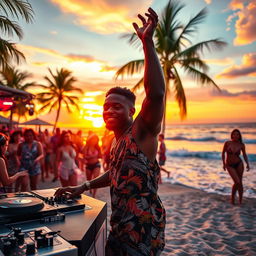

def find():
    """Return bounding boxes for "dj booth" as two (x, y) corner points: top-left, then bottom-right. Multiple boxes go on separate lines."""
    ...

(0, 189), (107, 256)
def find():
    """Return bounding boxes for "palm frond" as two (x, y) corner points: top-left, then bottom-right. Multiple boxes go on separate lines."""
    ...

(0, 16), (23, 39)
(48, 100), (58, 114)
(175, 8), (207, 49)
(184, 65), (220, 91)
(155, 0), (184, 56)
(0, 38), (25, 67)
(63, 99), (72, 113)
(121, 32), (141, 49)
(179, 57), (209, 73)
(37, 95), (54, 103)
(131, 77), (144, 93)
(178, 39), (227, 59)
(115, 59), (144, 80)
(0, 0), (34, 23)
(38, 102), (52, 112)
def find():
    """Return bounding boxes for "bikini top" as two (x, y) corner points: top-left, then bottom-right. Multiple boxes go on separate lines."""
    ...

(227, 147), (241, 156)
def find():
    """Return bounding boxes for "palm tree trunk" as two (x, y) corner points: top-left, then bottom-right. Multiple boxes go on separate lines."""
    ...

(161, 65), (169, 135)
(9, 109), (14, 131)
(161, 89), (167, 135)
(53, 100), (61, 132)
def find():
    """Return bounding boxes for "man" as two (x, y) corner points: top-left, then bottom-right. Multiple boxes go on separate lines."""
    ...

(55, 7), (166, 255)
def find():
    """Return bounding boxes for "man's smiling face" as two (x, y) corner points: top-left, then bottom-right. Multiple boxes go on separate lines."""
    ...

(103, 93), (134, 132)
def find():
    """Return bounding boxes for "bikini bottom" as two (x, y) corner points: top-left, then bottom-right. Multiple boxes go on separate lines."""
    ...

(228, 160), (242, 169)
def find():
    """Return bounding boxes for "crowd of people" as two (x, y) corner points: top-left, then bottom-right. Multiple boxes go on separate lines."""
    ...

(0, 127), (115, 196)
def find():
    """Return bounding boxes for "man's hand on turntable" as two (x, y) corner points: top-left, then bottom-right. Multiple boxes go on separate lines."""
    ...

(54, 184), (85, 198)
(55, 171), (111, 198)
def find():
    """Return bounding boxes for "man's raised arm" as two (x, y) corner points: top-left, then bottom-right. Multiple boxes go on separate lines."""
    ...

(133, 8), (165, 135)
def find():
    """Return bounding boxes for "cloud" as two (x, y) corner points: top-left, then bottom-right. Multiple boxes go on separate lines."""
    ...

(49, 0), (152, 34)
(217, 52), (256, 78)
(204, 58), (234, 66)
(18, 44), (117, 70)
(65, 54), (96, 63)
(227, 0), (256, 45)
(18, 44), (62, 59)
(211, 89), (256, 98)
(204, 0), (211, 4)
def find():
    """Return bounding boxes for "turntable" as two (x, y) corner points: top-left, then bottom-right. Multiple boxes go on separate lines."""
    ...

(0, 190), (87, 225)
(0, 194), (44, 214)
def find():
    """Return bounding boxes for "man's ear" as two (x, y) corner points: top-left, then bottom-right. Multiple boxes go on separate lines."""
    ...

(129, 107), (135, 117)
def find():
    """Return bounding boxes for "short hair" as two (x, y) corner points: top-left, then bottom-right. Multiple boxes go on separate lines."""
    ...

(106, 87), (136, 106)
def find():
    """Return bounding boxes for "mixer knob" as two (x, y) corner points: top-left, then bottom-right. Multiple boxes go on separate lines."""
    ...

(26, 242), (35, 255)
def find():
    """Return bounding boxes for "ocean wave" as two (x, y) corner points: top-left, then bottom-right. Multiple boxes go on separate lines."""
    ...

(166, 136), (256, 144)
(167, 149), (256, 162)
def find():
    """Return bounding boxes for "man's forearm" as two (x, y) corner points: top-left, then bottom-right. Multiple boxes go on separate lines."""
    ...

(84, 171), (110, 190)
(143, 39), (165, 97)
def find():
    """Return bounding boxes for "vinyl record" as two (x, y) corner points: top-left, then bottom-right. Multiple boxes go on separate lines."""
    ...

(0, 196), (44, 214)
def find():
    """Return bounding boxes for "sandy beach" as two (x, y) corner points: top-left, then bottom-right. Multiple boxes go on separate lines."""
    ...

(37, 176), (256, 256)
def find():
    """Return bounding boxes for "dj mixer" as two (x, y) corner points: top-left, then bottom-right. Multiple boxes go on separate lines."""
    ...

(0, 226), (77, 256)
(0, 189), (91, 255)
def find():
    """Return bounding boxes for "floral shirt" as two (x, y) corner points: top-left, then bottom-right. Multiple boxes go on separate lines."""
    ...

(107, 127), (166, 256)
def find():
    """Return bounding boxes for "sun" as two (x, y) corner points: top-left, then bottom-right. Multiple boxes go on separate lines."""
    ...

(92, 118), (104, 128)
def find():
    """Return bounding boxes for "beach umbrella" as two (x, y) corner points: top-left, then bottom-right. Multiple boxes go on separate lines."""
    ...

(0, 115), (18, 125)
(0, 84), (34, 99)
(20, 118), (53, 132)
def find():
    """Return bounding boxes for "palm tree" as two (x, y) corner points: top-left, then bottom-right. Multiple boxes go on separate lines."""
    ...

(0, 0), (34, 69)
(37, 68), (83, 130)
(0, 66), (36, 124)
(115, 0), (227, 134)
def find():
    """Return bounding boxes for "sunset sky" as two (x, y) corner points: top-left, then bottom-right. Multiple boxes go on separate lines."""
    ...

(9, 0), (256, 128)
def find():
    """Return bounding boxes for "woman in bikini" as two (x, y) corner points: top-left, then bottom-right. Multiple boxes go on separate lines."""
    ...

(56, 131), (78, 187)
(83, 133), (101, 197)
(222, 129), (250, 205)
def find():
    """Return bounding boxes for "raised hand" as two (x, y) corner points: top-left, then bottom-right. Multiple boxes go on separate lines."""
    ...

(133, 7), (158, 42)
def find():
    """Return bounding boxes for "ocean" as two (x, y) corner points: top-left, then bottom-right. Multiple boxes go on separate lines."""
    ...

(162, 122), (256, 199)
